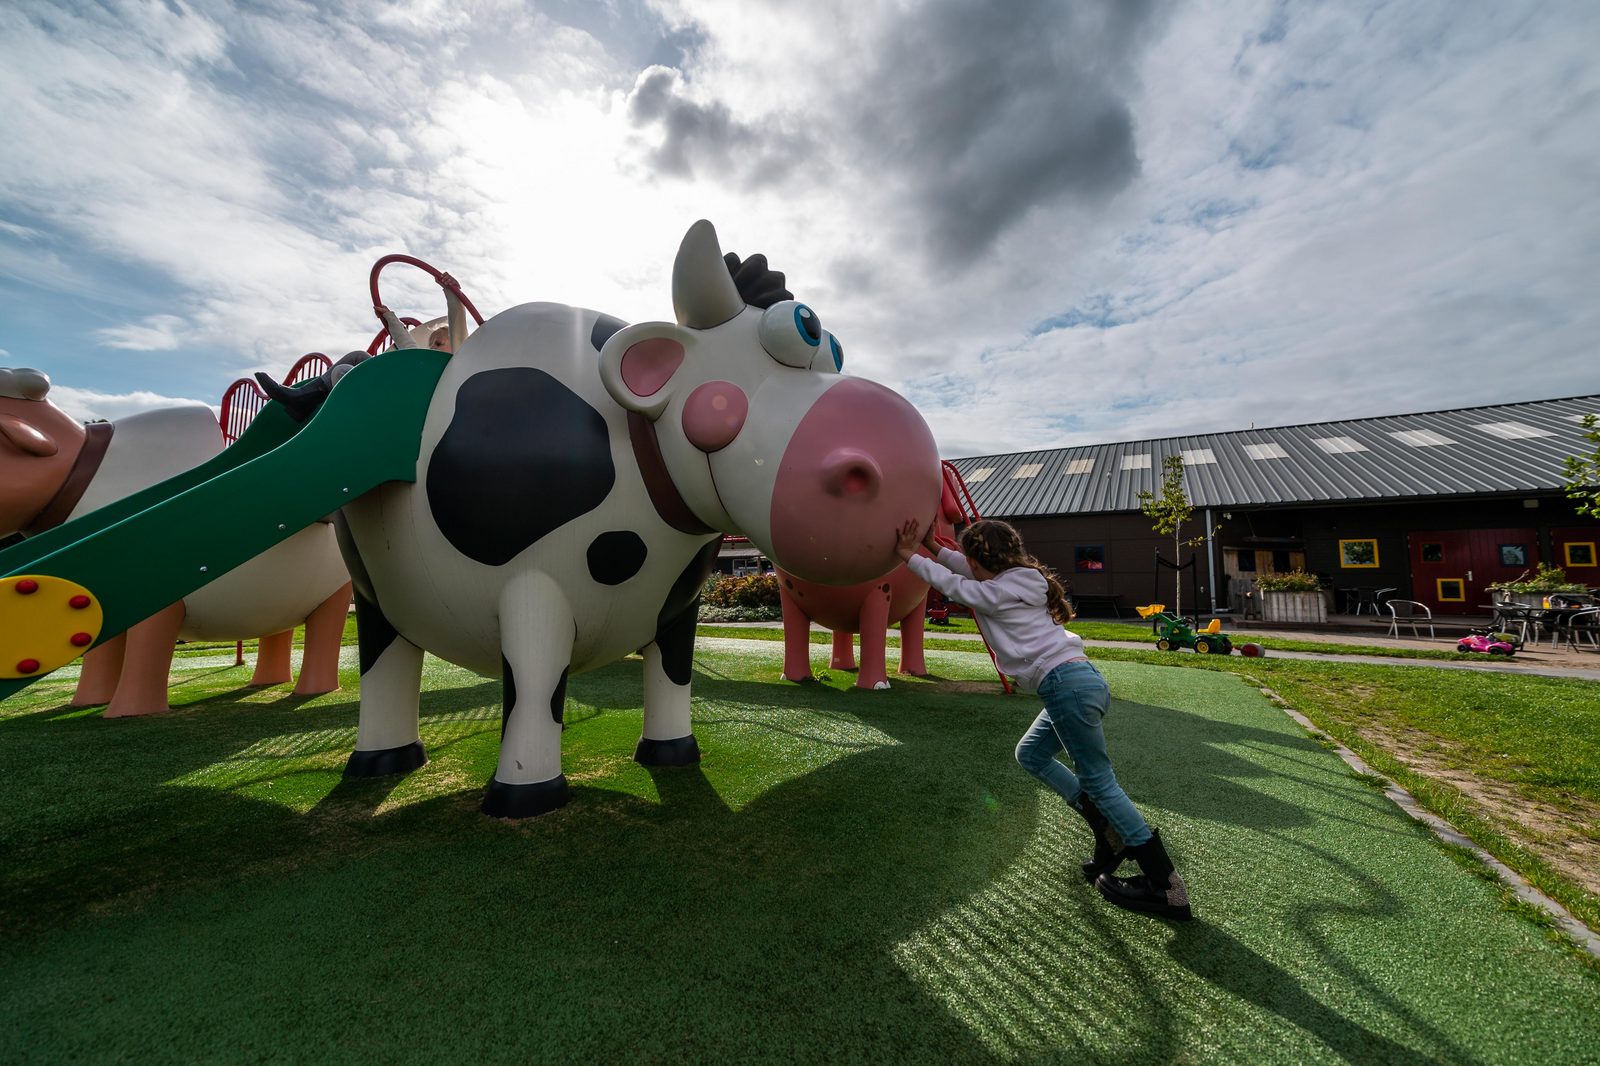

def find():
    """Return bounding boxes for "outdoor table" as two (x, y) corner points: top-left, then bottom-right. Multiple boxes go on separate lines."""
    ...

(1341, 586), (1379, 615)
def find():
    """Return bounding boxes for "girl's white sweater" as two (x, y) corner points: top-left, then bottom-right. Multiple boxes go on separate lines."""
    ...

(906, 547), (1086, 692)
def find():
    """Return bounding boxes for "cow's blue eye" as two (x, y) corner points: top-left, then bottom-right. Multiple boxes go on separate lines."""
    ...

(760, 300), (828, 368)
(793, 305), (821, 346)
(829, 335), (843, 371)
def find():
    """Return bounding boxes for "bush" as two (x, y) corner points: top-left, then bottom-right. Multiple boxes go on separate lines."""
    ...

(698, 603), (783, 622)
(1486, 563), (1586, 595)
(1254, 568), (1323, 592)
(701, 572), (781, 610)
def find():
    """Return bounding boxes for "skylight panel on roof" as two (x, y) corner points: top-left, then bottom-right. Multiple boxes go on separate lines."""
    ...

(1120, 454), (1151, 470)
(1390, 429), (1455, 447)
(1011, 464), (1043, 479)
(1475, 421), (1554, 440)
(1063, 458), (1094, 475)
(1180, 449), (1217, 465)
(966, 467), (995, 482)
(1243, 442), (1289, 460)
(1312, 436), (1368, 454)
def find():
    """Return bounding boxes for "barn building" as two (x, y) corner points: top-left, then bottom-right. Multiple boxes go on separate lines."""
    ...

(943, 394), (1600, 621)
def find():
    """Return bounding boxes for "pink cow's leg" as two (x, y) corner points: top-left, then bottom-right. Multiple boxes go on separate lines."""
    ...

(830, 630), (856, 671)
(899, 592), (930, 676)
(293, 581), (351, 696)
(103, 602), (186, 718)
(779, 583), (815, 682)
(251, 631), (294, 687)
(72, 633), (127, 706)
(855, 584), (892, 690)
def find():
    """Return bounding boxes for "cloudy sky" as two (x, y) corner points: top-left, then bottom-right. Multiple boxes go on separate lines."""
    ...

(2, 0), (1595, 457)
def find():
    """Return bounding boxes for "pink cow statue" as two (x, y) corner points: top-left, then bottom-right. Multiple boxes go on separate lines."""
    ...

(778, 476), (964, 689)
(0, 367), (353, 717)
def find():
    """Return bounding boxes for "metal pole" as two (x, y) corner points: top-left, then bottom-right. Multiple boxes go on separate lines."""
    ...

(1205, 508), (1218, 614)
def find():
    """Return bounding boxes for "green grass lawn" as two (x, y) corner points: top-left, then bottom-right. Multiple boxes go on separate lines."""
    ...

(2, 639), (1597, 1062)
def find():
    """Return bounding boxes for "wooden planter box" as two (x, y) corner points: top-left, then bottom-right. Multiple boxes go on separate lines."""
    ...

(1260, 589), (1328, 624)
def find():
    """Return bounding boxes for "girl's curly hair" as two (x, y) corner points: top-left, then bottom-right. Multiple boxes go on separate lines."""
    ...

(957, 519), (1075, 624)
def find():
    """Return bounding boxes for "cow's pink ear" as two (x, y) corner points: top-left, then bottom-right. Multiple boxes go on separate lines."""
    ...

(0, 413), (59, 457)
(599, 321), (693, 418)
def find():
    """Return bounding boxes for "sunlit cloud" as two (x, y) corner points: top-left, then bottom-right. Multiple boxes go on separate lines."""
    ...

(0, 0), (1594, 456)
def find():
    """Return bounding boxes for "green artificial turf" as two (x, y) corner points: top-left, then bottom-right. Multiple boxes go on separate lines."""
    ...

(2, 639), (1597, 1063)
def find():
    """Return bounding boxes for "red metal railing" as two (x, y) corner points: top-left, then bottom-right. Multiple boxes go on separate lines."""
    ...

(285, 352), (331, 385)
(218, 378), (267, 446)
(366, 254), (484, 354)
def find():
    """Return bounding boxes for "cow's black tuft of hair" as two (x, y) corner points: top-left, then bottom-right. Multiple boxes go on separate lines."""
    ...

(724, 252), (792, 309)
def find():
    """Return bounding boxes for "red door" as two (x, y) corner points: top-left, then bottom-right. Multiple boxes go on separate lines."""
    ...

(1408, 528), (1539, 614)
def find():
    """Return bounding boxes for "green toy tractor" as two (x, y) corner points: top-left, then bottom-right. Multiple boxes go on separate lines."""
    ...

(1135, 604), (1265, 657)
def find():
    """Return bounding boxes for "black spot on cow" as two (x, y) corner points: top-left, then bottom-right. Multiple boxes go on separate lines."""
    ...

(501, 655), (517, 738)
(427, 368), (615, 566)
(657, 537), (723, 629)
(354, 588), (399, 677)
(587, 531), (647, 585)
(650, 537), (723, 686)
(590, 313), (627, 351)
(550, 667), (569, 725)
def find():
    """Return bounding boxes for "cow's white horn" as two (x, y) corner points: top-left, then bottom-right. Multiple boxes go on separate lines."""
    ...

(672, 220), (744, 329)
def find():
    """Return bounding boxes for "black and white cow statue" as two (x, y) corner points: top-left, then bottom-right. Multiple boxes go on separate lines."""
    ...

(332, 221), (942, 818)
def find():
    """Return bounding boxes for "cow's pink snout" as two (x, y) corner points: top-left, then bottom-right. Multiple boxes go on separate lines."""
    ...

(822, 450), (880, 501)
(770, 378), (941, 585)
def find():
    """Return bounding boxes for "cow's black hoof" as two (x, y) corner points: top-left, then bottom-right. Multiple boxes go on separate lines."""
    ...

(634, 734), (701, 767)
(482, 775), (570, 819)
(343, 741), (427, 778)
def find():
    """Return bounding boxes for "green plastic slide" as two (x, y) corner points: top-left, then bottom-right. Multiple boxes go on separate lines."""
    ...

(0, 348), (449, 702)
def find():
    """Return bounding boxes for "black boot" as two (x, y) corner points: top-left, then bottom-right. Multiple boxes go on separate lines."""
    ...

(1095, 829), (1192, 921)
(255, 351), (371, 422)
(1072, 795), (1125, 883)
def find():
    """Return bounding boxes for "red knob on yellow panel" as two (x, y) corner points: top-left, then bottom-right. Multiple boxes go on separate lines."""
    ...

(1, 576), (104, 680)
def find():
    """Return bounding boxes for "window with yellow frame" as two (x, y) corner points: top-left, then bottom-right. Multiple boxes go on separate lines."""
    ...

(1436, 578), (1466, 602)
(1566, 542), (1596, 568)
(1338, 538), (1380, 568)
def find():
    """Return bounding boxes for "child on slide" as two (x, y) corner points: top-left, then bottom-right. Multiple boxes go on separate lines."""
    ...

(894, 517), (1192, 921)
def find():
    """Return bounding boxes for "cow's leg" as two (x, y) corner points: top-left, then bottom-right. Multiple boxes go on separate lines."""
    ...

(293, 581), (351, 696)
(484, 572), (574, 818)
(344, 589), (426, 777)
(103, 602), (186, 718)
(898, 592), (930, 677)
(251, 631), (294, 686)
(778, 582), (814, 682)
(830, 630), (857, 671)
(855, 585), (893, 690)
(72, 633), (126, 706)
(636, 597), (701, 767)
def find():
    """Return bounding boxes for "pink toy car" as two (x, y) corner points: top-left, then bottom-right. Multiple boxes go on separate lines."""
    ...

(1457, 630), (1516, 656)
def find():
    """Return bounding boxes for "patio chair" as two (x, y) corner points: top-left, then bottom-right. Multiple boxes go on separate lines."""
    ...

(1385, 599), (1435, 640)
(1551, 607), (1600, 652)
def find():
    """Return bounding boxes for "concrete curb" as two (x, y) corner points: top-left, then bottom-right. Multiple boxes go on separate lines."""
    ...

(1254, 683), (1600, 962)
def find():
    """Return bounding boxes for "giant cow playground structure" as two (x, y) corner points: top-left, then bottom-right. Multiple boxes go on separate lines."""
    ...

(0, 221), (1001, 819)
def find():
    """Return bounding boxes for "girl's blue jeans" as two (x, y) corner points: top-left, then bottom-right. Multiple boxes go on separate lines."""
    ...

(1016, 660), (1152, 847)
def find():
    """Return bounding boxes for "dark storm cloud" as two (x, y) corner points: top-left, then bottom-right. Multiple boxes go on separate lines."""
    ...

(626, 65), (809, 185)
(628, 0), (1166, 262)
(854, 0), (1164, 260)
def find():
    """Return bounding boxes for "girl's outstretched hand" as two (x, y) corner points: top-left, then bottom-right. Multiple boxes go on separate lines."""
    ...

(894, 519), (922, 562)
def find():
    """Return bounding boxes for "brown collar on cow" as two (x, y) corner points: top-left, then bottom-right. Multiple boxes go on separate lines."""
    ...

(26, 421), (114, 535)
(626, 410), (717, 536)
